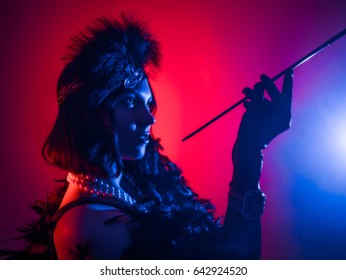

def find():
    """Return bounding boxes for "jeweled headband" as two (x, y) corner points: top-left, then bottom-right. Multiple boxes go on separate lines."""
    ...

(57, 64), (144, 106)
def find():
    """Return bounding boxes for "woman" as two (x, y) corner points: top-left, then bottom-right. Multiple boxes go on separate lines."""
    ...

(4, 14), (293, 260)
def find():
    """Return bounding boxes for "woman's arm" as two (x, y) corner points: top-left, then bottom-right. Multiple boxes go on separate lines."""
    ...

(223, 71), (293, 259)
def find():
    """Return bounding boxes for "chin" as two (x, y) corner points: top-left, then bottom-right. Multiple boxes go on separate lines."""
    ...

(121, 148), (146, 160)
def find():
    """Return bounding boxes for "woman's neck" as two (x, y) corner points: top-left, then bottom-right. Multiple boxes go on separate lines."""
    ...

(64, 172), (136, 205)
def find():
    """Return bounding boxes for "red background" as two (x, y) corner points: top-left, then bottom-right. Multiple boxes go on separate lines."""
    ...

(1, 0), (346, 259)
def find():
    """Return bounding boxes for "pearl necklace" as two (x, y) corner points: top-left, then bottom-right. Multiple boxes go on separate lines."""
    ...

(66, 172), (136, 205)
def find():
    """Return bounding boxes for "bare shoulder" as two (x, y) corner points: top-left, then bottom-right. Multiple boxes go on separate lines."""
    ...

(56, 203), (132, 233)
(53, 203), (133, 259)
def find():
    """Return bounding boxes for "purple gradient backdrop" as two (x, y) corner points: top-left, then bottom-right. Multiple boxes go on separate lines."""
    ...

(1, 0), (345, 259)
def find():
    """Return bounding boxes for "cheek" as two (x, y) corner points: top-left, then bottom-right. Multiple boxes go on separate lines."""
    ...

(112, 112), (136, 135)
(115, 123), (136, 137)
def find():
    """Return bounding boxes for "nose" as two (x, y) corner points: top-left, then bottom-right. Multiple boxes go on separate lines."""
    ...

(139, 106), (156, 126)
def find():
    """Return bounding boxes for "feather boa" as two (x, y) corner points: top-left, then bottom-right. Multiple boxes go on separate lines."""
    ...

(1, 181), (238, 259)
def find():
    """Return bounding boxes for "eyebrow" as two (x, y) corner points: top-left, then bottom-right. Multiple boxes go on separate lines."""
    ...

(119, 91), (153, 103)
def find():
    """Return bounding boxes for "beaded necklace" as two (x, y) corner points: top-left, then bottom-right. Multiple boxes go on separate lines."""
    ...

(66, 172), (136, 205)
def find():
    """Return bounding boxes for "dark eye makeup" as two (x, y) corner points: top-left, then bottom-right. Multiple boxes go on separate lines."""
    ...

(116, 93), (154, 111)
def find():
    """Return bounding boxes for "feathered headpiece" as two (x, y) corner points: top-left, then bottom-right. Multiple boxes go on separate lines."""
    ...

(57, 14), (161, 107)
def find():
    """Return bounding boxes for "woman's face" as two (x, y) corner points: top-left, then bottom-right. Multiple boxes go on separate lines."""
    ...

(110, 78), (155, 160)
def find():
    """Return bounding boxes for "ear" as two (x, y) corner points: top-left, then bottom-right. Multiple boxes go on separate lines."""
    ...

(99, 110), (115, 134)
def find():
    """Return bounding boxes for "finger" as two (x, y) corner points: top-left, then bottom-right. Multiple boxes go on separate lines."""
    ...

(243, 100), (251, 109)
(243, 99), (258, 111)
(260, 74), (280, 101)
(242, 83), (264, 102)
(242, 87), (253, 98)
(282, 69), (293, 104)
(253, 82), (264, 102)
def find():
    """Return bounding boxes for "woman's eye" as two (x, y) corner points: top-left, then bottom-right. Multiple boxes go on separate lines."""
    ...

(125, 97), (135, 107)
(147, 102), (155, 112)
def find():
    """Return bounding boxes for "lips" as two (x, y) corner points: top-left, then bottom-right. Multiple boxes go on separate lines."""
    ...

(138, 133), (150, 144)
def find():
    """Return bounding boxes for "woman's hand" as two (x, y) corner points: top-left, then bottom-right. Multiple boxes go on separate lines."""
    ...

(231, 70), (293, 190)
(237, 70), (293, 150)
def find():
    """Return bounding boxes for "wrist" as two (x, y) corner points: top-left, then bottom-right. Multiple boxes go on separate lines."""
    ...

(229, 181), (260, 192)
(231, 142), (264, 191)
(228, 186), (266, 219)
